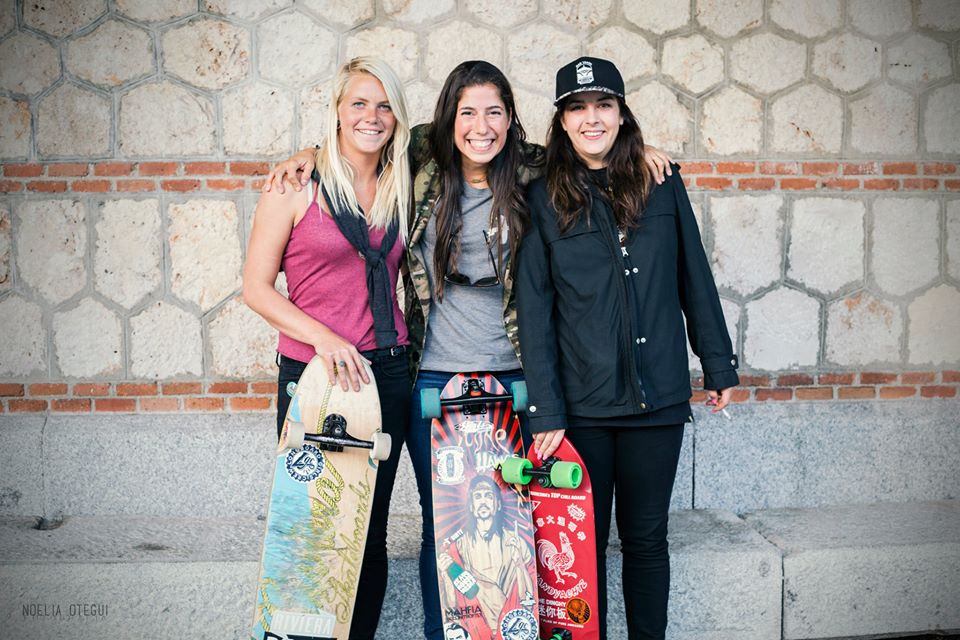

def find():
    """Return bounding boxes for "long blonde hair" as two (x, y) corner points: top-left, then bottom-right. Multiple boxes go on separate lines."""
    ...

(315, 57), (410, 237)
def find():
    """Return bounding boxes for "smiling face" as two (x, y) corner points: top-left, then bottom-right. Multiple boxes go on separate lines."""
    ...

(336, 72), (396, 162)
(560, 91), (623, 169)
(453, 83), (511, 176)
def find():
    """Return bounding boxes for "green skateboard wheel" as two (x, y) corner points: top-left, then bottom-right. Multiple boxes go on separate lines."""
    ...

(550, 461), (582, 489)
(510, 380), (528, 412)
(420, 387), (441, 419)
(500, 455), (532, 485)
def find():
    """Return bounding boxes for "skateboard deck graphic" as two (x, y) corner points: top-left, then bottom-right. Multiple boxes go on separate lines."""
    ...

(252, 357), (389, 640)
(424, 373), (540, 640)
(525, 439), (599, 640)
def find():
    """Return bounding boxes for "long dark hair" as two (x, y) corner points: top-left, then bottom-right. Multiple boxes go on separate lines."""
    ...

(545, 96), (651, 233)
(428, 60), (529, 301)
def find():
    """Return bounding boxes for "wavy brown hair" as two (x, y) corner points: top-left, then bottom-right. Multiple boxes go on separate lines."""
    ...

(428, 60), (529, 302)
(545, 96), (651, 233)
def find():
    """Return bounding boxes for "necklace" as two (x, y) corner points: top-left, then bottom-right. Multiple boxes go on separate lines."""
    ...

(468, 175), (487, 184)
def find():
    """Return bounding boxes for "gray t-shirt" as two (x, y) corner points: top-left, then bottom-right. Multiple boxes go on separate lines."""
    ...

(420, 181), (520, 372)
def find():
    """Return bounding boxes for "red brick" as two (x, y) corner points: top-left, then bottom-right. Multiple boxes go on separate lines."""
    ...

(0, 180), (23, 192)
(47, 163), (89, 177)
(882, 162), (917, 175)
(923, 163), (956, 175)
(161, 179), (200, 192)
(27, 181), (67, 192)
(730, 388), (750, 403)
(921, 385), (956, 398)
(140, 397), (180, 412)
(755, 388), (793, 401)
(901, 371), (935, 384)
(206, 179), (245, 190)
(716, 162), (755, 174)
(0, 384), (25, 397)
(185, 396), (224, 411)
(229, 162), (269, 176)
(759, 161), (798, 175)
(696, 177), (733, 190)
(28, 383), (68, 396)
(879, 386), (916, 399)
(138, 162), (179, 176)
(802, 162), (838, 176)
(116, 382), (158, 396)
(739, 177), (776, 190)
(779, 178), (817, 190)
(162, 382), (202, 395)
(71, 179), (111, 192)
(95, 398), (137, 412)
(73, 383), (111, 396)
(860, 372), (897, 384)
(251, 381), (276, 394)
(819, 373), (855, 385)
(795, 387), (833, 400)
(94, 162), (134, 176)
(691, 390), (708, 403)
(52, 398), (92, 412)
(251, 178), (267, 191)
(842, 162), (878, 175)
(230, 396), (272, 411)
(208, 381), (247, 394)
(679, 161), (713, 174)
(116, 179), (155, 192)
(863, 178), (899, 191)
(943, 371), (960, 383)
(902, 178), (938, 190)
(738, 374), (770, 386)
(946, 180), (960, 191)
(777, 374), (814, 386)
(184, 162), (227, 175)
(10, 399), (48, 412)
(823, 178), (860, 190)
(4, 163), (43, 177)
(838, 386), (876, 399)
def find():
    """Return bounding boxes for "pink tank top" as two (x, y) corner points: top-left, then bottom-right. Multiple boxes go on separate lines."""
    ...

(277, 183), (408, 362)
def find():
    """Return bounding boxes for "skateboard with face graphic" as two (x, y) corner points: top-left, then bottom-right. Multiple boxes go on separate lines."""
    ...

(251, 356), (391, 640)
(421, 372), (540, 640)
(501, 439), (598, 640)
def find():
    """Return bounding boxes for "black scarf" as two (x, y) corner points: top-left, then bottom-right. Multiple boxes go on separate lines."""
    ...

(315, 171), (399, 349)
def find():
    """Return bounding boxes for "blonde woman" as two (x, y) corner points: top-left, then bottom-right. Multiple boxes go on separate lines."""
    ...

(242, 57), (411, 639)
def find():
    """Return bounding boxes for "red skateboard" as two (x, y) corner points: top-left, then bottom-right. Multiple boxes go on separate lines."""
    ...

(421, 373), (540, 640)
(501, 439), (599, 640)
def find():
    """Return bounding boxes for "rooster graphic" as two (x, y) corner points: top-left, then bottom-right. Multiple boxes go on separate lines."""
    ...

(536, 532), (578, 584)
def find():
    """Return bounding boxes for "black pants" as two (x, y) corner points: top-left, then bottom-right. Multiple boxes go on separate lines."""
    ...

(276, 352), (411, 640)
(565, 423), (685, 640)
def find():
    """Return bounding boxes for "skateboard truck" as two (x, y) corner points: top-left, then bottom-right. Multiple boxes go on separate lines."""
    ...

(420, 379), (528, 419)
(547, 629), (573, 640)
(499, 455), (582, 489)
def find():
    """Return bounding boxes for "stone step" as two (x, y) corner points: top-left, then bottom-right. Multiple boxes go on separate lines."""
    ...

(0, 509), (780, 640)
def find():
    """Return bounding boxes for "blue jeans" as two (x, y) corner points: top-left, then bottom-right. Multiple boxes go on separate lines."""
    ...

(407, 369), (532, 640)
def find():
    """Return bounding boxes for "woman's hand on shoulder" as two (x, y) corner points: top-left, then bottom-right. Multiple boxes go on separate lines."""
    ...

(642, 144), (673, 185)
(263, 147), (317, 194)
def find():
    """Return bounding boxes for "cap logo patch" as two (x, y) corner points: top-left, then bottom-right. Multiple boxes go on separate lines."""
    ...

(576, 60), (593, 85)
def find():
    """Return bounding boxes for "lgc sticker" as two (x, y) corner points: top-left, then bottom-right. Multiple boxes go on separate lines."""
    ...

(500, 608), (538, 640)
(285, 444), (324, 482)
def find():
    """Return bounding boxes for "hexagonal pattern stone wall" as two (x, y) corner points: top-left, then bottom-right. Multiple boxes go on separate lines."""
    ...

(1, 0), (959, 392)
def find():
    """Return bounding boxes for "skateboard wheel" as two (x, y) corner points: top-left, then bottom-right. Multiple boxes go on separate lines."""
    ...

(370, 432), (392, 462)
(420, 388), (442, 419)
(285, 381), (297, 398)
(499, 456), (533, 485)
(510, 380), (528, 412)
(550, 461), (582, 489)
(281, 420), (306, 451)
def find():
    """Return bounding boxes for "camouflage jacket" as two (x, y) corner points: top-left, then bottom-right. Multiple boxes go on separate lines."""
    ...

(403, 123), (546, 380)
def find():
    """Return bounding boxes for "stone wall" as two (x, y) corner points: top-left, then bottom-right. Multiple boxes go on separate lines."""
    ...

(1, 0), (959, 413)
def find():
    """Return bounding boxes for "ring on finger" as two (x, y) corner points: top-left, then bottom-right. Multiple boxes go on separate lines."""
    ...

(338, 360), (347, 368)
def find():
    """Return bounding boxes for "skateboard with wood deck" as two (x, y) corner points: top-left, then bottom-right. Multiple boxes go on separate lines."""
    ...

(251, 356), (391, 640)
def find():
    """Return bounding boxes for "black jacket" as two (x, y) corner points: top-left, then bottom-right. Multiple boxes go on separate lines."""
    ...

(515, 166), (739, 433)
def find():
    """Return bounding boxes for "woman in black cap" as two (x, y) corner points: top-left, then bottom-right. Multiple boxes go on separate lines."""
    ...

(515, 57), (739, 639)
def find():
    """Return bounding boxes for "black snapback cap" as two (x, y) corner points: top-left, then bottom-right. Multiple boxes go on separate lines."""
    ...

(554, 56), (625, 105)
